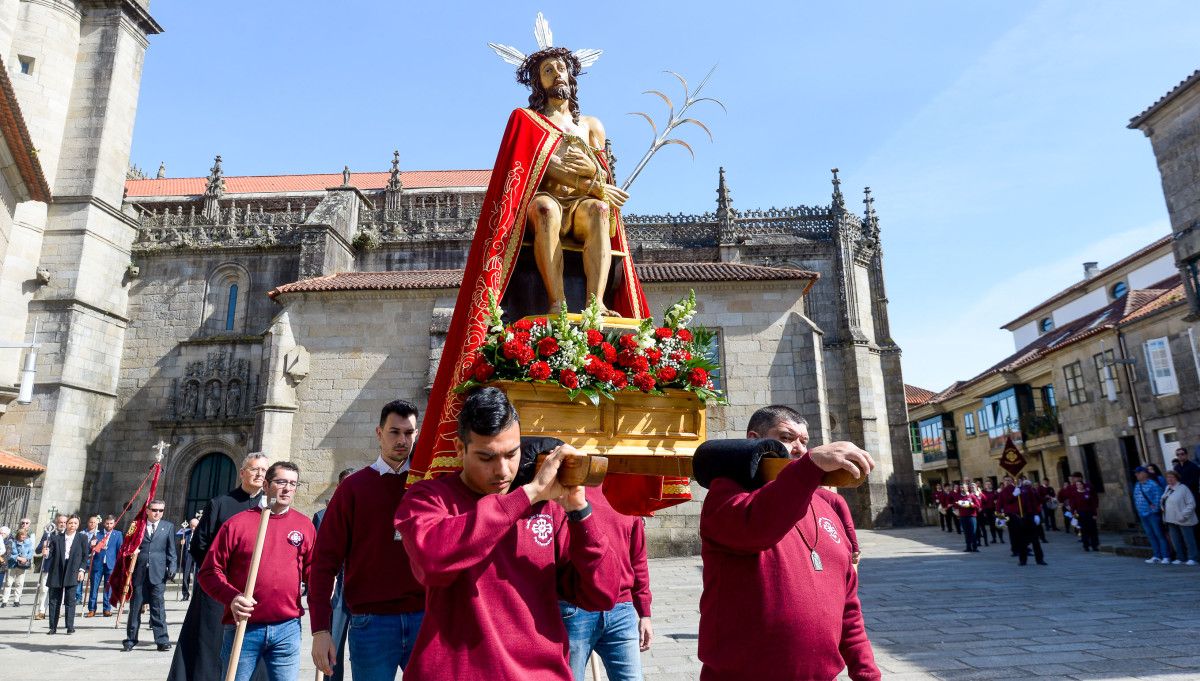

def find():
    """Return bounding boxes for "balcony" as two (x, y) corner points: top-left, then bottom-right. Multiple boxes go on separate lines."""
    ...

(1021, 409), (1063, 449)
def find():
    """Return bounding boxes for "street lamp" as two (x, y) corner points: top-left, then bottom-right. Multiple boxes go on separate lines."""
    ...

(2, 319), (40, 405)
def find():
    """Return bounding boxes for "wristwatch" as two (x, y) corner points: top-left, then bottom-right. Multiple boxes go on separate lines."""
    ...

(566, 503), (593, 523)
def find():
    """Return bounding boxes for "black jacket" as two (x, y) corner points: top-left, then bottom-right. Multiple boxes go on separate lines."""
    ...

(45, 532), (89, 588)
(134, 521), (178, 584)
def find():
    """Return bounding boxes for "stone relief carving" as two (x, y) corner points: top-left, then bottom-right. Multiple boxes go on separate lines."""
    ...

(171, 349), (257, 421)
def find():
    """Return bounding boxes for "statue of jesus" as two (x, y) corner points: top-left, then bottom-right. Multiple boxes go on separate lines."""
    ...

(518, 47), (629, 313)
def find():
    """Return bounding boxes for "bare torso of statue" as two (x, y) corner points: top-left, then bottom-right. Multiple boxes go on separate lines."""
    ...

(526, 54), (629, 314)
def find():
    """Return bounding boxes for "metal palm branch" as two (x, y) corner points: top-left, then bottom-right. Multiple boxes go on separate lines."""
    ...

(621, 66), (725, 191)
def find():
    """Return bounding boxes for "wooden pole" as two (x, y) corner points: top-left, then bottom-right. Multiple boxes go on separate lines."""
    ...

(224, 495), (272, 681)
(589, 652), (602, 680)
(113, 549), (141, 628)
(535, 451), (868, 489)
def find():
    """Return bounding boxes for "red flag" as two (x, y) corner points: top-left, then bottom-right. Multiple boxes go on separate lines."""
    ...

(108, 462), (162, 603)
(999, 437), (1027, 476)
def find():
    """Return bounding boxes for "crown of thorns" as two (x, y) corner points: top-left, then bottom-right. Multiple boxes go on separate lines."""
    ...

(488, 12), (602, 73)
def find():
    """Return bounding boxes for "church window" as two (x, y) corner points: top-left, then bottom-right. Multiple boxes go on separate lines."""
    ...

(17, 56), (34, 75)
(225, 284), (239, 331)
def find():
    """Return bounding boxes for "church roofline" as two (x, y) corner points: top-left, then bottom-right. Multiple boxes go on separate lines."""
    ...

(125, 169), (492, 198)
(1128, 69), (1200, 129)
(0, 57), (51, 204)
(268, 263), (819, 300)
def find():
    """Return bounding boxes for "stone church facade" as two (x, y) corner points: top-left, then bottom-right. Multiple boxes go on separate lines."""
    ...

(0, 0), (918, 554)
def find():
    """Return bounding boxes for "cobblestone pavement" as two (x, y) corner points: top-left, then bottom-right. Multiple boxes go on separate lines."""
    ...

(4, 526), (1199, 680)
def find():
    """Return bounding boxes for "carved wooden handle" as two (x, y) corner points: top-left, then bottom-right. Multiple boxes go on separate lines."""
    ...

(535, 452), (610, 487)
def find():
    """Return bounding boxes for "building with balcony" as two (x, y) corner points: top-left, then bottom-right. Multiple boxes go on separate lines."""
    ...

(909, 235), (1200, 529)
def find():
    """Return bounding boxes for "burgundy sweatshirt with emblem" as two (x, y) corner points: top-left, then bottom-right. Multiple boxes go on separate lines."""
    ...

(394, 475), (620, 681)
(308, 467), (424, 635)
(699, 456), (881, 681)
(199, 507), (314, 626)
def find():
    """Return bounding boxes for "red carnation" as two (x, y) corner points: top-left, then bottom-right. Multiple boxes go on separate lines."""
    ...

(584, 355), (603, 375)
(611, 371), (628, 389)
(688, 368), (708, 386)
(617, 349), (638, 368)
(513, 331), (532, 345)
(632, 356), (650, 373)
(656, 366), (677, 383)
(645, 348), (663, 365)
(655, 327), (674, 340)
(473, 361), (495, 382)
(529, 360), (552, 380)
(600, 342), (617, 363)
(514, 319), (533, 332)
(537, 336), (560, 357)
(534, 317), (548, 328)
(503, 340), (534, 366)
(595, 362), (616, 383)
(559, 368), (579, 389)
(670, 350), (692, 362)
(586, 329), (604, 346)
(618, 334), (638, 350)
(677, 329), (694, 342)
(633, 372), (656, 392)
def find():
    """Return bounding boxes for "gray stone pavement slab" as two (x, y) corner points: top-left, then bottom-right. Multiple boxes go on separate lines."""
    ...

(3, 526), (1198, 680)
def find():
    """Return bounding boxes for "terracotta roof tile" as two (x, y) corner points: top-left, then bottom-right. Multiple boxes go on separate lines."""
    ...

(1129, 69), (1200, 128)
(269, 263), (819, 299)
(0, 57), (51, 203)
(125, 170), (492, 198)
(0, 449), (46, 474)
(904, 384), (937, 407)
(1000, 235), (1173, 330)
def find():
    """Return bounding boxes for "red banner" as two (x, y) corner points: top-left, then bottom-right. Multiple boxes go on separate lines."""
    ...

(999, 437), (1027, 476)
(107, 461), (162, 603)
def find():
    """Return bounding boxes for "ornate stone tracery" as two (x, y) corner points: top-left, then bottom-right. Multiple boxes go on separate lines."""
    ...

(171, 349), (257, 421)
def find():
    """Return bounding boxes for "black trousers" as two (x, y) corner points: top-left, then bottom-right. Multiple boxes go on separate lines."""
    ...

(125, 577), (169, 646)
(47, 584), (78, 632)
(1078, 511), (1100, 550)
(180, 556), (194, 599)
(1012, 516), (1045, 564)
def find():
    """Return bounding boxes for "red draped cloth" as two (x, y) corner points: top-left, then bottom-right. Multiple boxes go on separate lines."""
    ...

(408, 108), (690, 516)
(108, 461), (161, 602)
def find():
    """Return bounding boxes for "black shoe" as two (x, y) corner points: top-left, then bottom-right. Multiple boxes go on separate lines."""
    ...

(157, 643), (172, 652)
(122, 642), (135, 652)
(47, 629), (56, 635)
(1036, 560), (1048, 565)
(66, 628), (75, 634)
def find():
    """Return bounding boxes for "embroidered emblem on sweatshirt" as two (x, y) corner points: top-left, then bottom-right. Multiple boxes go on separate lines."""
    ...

(526, 513), (554, 547)
(287, 530), (303, 547)
(818, 517), (841, 544)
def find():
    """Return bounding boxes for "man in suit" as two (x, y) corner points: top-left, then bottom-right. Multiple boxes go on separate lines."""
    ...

(123, 499), (177, 651)
(87, 515), (123, 616)
(44, 514), (89, 634)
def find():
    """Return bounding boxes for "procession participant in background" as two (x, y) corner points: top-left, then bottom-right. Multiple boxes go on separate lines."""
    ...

(559, 484), (653, 681)
(696, 434), (880, 680)
(311, 466), (355, 681)
(33, 514), (66, 620)
(998, 477), (1046, 566)
(310, 400), (425, 681)
(44, 514), (89, 634)
(394, 387), (621, 680)
(168, 452), (267, 681)
(178, 517), (199, 601)
(956, 484), (981, 553)
(77, 516), (100, 604)
(199, 461), (314, 681)
(1067, 473), (1099, 551)
(1037, 479), (1059, 532)
(122, 499), (176, 651)
(948, 483), (963, 535)
(933, 483), (949, 532)
(746, 405), (861, 568)
(87, 515), (122, 616)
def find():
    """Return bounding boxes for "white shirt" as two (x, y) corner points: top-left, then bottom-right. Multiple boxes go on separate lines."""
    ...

(63, 532), (76, 559)
(146, 522), (158, 538)
(370, 455), (410, 476)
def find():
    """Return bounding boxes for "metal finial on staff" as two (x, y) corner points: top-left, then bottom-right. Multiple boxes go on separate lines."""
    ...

(153, 439), (170, 463)
(621, 65), (725, 191)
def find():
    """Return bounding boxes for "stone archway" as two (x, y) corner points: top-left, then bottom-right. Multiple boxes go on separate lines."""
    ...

(184, 452), (237, 521)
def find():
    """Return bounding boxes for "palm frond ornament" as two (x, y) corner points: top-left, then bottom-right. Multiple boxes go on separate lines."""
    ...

(622, 67), (725, 191)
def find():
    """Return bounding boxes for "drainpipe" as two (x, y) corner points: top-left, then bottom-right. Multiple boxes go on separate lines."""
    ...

(1116, 329), (1149, 466)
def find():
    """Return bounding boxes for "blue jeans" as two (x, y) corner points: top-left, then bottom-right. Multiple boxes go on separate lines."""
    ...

(1167, 523), (1199, 562)
(559, 600), (643, 681)
(220, 618), (301, 681)
(1140, 512), (1170, 559)
(88, 563), (113, 612)
(961, 516), (978, 550)
(347, 611), (424, 681)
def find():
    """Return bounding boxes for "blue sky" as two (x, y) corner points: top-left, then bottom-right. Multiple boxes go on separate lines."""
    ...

(129, 1), (1200, 391)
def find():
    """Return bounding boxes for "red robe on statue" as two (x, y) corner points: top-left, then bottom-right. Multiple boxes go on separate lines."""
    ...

(408, 108), (691, 516)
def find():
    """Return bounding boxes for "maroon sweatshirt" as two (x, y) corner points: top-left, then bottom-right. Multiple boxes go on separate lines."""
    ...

(199, 507), (314, 625)
(997, 485), (1042, 518)
(570, 485), (652, 616)
(394, 475), (621, 681)
(308, 466), (424, 634)
(817, 488), (860, 555)
(699, 456), (880, 681)
(954, 492), (980, 517)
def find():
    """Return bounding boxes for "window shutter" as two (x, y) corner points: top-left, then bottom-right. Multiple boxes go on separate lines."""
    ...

(1144, 342), (1159, 395)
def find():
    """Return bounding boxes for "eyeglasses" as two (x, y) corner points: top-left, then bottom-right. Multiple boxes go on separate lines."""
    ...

(270, 479), (301, 489)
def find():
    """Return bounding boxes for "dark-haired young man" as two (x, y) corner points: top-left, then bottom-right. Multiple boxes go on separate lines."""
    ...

(310, 400), (425, 681)
(395, 387), (621, 680)
(200, 461), (314, 681)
